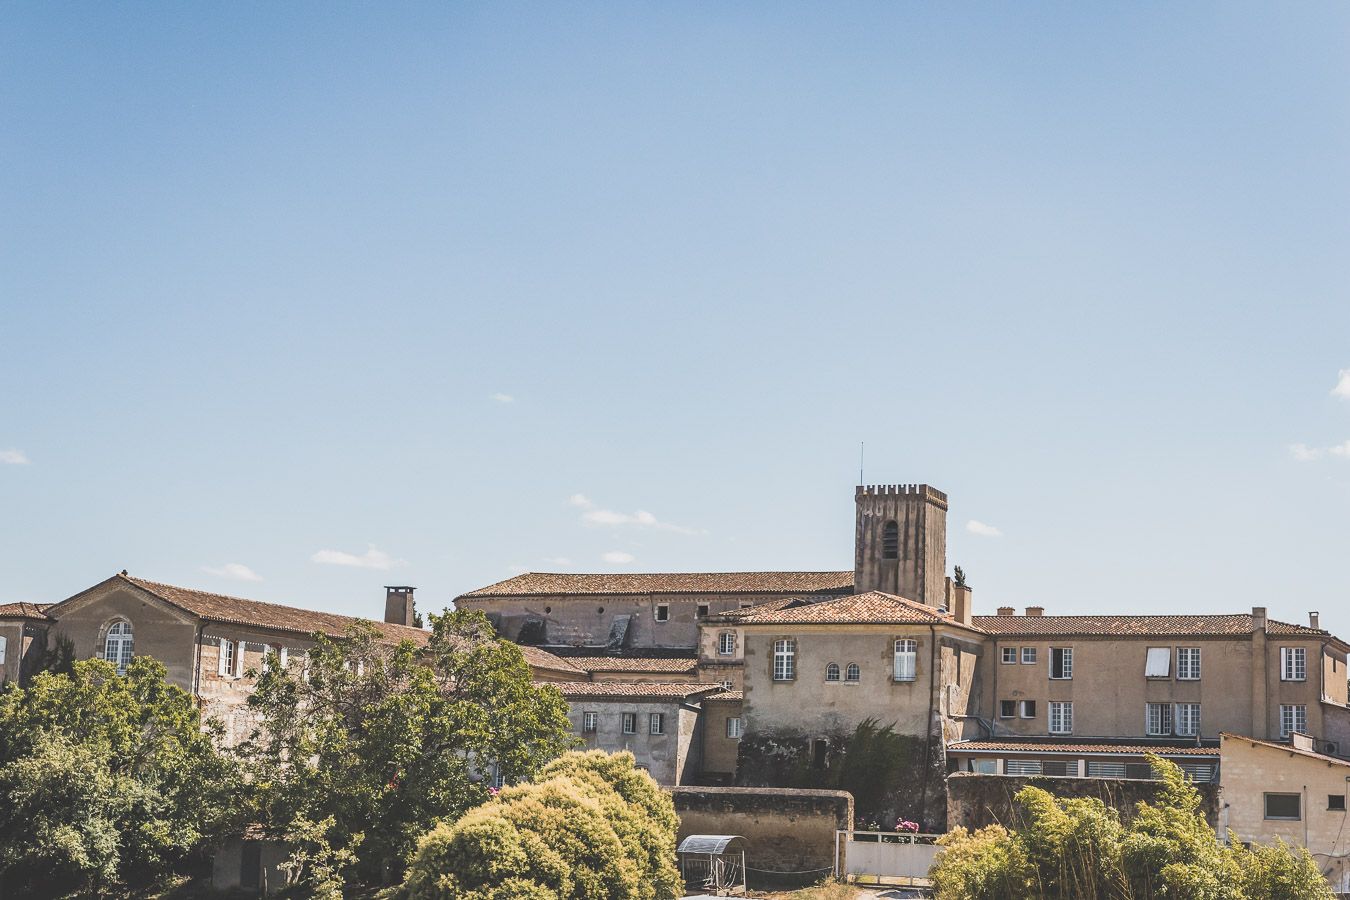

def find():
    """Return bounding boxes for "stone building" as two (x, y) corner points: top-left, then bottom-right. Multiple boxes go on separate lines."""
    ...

(0, 602), (51, 684)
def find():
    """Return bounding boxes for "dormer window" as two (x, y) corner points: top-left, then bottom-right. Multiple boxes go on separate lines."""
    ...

(882, 520), (899, 559)
(104, 620), (134, 675)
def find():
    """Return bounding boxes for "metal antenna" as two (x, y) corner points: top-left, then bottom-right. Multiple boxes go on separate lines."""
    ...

(859, 441), (864, 485)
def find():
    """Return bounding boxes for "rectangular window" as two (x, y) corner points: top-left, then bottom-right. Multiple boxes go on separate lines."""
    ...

(1049, 701), (1073, 734)
(1282, 647), (1307, 682)
(696, 603), (709, 618)
(1001, 647), (1017, 664)
(219, 639), (235, 677)
(1280, 704), (1308, 738)
(1330, 795), (1346, 812)
(1042, 760), (1073, 776)
(718, 679), (733, 690)
(1175, 703), (1201, 737)
(622, 712), (636, 734)
(1177, 647), (1201, 680)
(726, 717), (743, 739)
(773, 639), (796, 681)
(1265, 793), (1302, 820)
(1021, 647), (1037, 665)
(1126, 763), (1154, 780)
(0, 634), (7, 665)
(971, 759), (998, 774)
(1006, 759), (1042, 776)
(492, 767), (507, 789)
(654, 604), (669, 622)
(893, 639), (917, 682)
(649, 713), (664, 735)
(1145, 647), (1171, 678)
(999, 700), (1016, 719)
(1087, 761), (1126, 778)
(718, 631), (736, 656)
(582, 712), (598, 733)
(1019, 700), (1037, 719)
(1050, 647), (1073, 680)
(1146, 702), (1173, 736)
(1179, 762), (1215, 783)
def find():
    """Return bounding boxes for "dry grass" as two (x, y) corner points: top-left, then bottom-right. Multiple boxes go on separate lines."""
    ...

(751, 879), (864, 900)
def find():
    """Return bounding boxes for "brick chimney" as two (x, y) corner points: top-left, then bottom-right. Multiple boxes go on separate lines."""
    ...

(950, 583), (973, 626)
(385, 586), (416, 627)
(996, 606), (1015, 617)
(1252, 606), (1268, 632)
(1025, 606), (1045, 617)
(1310, 611), (1321, 630)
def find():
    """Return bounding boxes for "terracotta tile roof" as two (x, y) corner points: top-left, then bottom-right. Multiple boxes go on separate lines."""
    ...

(458, 571), (854, 598)
(555, 682), (725, 701)
(564, 656), (699, 674)
(1220, 733), (1350, 767)
(718, 591), (981, 631)
(517, 646), (586, 675)
(703, 690), (743, 702)
(948, 739), (1218, 757)
(0, 602), (52, 619)
(121, 576), (432, 644)
(974, 613), (1330, 639)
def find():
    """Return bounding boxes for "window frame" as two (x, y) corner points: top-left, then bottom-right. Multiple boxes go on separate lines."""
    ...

(845, 662), (861, 682)
(726, 717), (743, 739)
(881, 520), (899, 559)
(582, 711), (599, 733)
(893, 638), (917, 682)
(621, 712), (636, 735)
(696, 603), (710, 618)
(1144, 647), (1172, 678)
(1146, 702), (1173, 736)
(1330, 794), (1347, 812)
(1175, 702), (1201, 737)
(718, 631), (736, 656)
(1176, 647), (1201, 681)
(1049, 647), (1073, 680)
(825, 662), (841, 682)
(654, 604), (670, 623)
(1048, 701), (1073, 735)
(1265, 793), (1302, 821)
(649, 712), (664, 735)
(1001, 646), (1017, 664)
(0, 634), (7, 666)
(1279, 704), (1308, 738)
(1021, 647), (1037, 665)
(1281, 647), (1307, 682)
(1019, 699), (1037, 719)
(773, 639), (796, 682)
(104, 620), (134, 675)
(999, 699), (1016, 719)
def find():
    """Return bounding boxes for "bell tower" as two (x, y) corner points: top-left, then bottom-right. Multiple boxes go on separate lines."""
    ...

(854, 484), (948, 606)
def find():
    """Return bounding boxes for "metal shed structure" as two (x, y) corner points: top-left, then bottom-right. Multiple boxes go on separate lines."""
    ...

(676, 834), (747, 896)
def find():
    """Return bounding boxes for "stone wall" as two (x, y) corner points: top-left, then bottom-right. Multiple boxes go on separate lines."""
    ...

(946, 772), (1220, 830)
(671, 785), (853, 888)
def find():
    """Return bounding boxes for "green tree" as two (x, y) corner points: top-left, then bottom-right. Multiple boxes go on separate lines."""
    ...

(0, 657), (240, 896)
(241, 609), (574, 888)
(931, 756), (1332, 900)
(396, 750), (681, 900)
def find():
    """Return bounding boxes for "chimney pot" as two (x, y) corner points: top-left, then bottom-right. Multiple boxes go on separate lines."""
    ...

(1025, 606), (1045, 617)
(385, 586), (416, 627)
(1310, 611), (1321, 630)
(996, 606), (1016, 617)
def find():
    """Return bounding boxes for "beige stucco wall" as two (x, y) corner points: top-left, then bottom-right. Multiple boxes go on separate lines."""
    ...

(49, 585), (200, 689)
(1220, 734), (1350, 892)
(0, 618), (46, 684)
(700, 696), (744, 776)
(982, 635), (1332, 742)
(565, 699), (703, 785)
(741, 624), (972, 738)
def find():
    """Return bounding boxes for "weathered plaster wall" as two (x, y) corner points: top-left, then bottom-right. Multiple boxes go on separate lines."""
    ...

(50, 586), (198, 688)
(947, 772), (1220, 831)
(700, 697), (743, 778)
(671, 785), (853, 888)
(853, 484), (947, 606)
(565, 699), (700, 785)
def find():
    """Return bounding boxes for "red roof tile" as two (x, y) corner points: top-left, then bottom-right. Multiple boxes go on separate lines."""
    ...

(563, 656), (699, 674)
(0, 602), (51, 619)
(703, 690), (743, 702)
(719, 591), (979, 630)
(555, 682), (724, 701)
(458, 571), (854, 598)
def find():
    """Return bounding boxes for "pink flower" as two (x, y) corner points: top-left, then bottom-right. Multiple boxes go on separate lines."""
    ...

(896, 819), (919, 833)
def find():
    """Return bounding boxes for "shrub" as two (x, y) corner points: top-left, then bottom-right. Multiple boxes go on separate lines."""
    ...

(397, 750), (680, 900)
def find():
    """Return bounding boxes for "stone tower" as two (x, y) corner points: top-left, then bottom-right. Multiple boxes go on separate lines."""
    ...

(854, 484), (948, 606)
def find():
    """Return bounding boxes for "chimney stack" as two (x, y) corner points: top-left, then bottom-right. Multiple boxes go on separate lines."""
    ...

(1025, 606), (1045, 617)
(385, 586), (416, 627)
(1310, 611), (1321, 631)
(997, 606), (1015, 617)
(1252, 606), (1267, 633)
(949, 583), (973, 626)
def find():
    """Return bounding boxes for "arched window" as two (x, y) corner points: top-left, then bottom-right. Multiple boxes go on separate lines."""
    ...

(845, 663), (861, 682)
(104, 620), (134, 675)
(882, 520), (899, 559)
(825, 662), (841, 681)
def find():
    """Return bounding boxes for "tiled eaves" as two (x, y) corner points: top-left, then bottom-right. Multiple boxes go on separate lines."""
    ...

(458, 571), (855, 599)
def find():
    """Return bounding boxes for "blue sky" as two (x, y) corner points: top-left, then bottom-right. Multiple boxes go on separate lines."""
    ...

(3, 3), (1349, 635)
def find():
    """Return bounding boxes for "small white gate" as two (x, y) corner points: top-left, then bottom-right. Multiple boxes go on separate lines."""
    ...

(834, 830), (942, 887)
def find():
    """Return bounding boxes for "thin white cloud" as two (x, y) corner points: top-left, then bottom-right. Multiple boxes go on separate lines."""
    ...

(542, 556), (573, 566)
(490, 392), (515, 404)
(1, 449), (30, 465)
(570, 494), (702, 534)
(602, 550), (635, 564)
(1333, 370), (1350, 399)
(1289, 441), (1350, 462)
(201, 563), (263, 582)
(310, 544), (406, 570)
(966, 520), (1003, 538)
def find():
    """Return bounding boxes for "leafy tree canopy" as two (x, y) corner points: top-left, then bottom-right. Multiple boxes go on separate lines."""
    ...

(0, 657), (240, 896)
(931, 756), (1332, 900)
(396, 750), (681, 900)
(241, 608), (574, 888)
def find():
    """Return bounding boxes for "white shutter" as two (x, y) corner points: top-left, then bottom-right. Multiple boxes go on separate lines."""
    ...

(218, 639), (230, 676)
(234, 639), (246, 677)
(1145, 647), (1171, 677)
(279, 646), (288, 669)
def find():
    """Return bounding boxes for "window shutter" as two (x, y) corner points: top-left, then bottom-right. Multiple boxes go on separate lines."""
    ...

(218, 639), (230, 677)
(1145, 647), (1171, 677)
(279, 646), (288, 669)
(235, 640), (246, 677)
